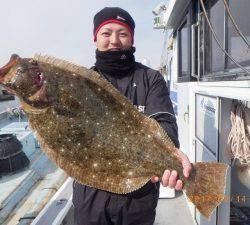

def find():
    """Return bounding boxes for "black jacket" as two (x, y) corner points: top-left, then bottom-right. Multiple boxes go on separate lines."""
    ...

(93, 62), (179, 148)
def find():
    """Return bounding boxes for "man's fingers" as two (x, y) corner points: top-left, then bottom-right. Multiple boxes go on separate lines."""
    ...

(175, 180), (183, 190)
(155, 149), (191, 190)
(182, 158), (191, 178)
(162, 170), (170, 187)
(168, 170), (178, 188)
(151, 175), (159, 183)
(178, 150), (192, 178)
(183, 160), (192, 178)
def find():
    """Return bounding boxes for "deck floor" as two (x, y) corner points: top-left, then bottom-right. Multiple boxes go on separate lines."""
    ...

(155, 192), (196, 225)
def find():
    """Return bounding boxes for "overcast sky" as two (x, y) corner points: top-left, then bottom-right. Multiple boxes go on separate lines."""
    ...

(0, 0), (165, 70)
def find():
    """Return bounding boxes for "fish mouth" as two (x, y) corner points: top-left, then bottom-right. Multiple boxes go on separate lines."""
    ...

(0, 54), (20, 83)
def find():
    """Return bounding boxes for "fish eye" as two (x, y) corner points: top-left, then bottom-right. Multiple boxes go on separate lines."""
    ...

(29, 59), (38, 66)
(16, 67), (26, 73)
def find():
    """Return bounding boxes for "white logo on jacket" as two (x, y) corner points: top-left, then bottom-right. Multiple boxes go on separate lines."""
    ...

(134, 105), (145, 113)
(120, 54), (126, 60)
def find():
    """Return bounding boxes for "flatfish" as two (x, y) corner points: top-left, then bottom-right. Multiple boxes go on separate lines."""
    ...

(0, 54), (228, 218)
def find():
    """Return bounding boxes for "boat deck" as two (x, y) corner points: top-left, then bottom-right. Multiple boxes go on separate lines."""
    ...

(30, 177), (196, 225)
(155, 193), (196, 225)
(0, 108), (67, 225)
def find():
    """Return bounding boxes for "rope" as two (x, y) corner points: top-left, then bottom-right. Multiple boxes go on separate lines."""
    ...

(222, 0), (250, 48)
(228, 103), (250, 165)
(199, 0), (250, 75)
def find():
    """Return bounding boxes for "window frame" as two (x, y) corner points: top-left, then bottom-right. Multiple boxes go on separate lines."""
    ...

(199, 0), (250, 81)
(176, 2), (196, 82)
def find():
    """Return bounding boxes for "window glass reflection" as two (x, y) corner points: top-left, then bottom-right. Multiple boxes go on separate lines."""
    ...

(228, 0), (250, 69)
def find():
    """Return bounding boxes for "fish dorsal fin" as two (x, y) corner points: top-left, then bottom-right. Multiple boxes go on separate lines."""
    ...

(32, 54), (142, 119)
(33, 54), (90, 76)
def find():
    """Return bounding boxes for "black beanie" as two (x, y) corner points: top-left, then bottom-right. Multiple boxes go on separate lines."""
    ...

(93, 7), (135, 41)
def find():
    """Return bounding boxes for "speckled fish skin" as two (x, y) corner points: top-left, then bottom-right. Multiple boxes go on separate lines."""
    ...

(0, 54), (228, 219)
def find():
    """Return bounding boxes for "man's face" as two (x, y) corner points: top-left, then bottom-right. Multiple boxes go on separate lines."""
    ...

(95, 23), (133, 51)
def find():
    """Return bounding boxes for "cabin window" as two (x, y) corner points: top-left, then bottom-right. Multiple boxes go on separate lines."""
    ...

(177, 17), (191, 82)
(203, 0), (224, 75)
(176, 0), (198, 82)
(179, 21), (189, 78)
(227, 0), (250, 70)
(200, 0), (250, 80)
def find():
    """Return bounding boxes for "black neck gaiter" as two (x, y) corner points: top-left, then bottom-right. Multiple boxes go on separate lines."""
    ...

(95, 47), (136, 76)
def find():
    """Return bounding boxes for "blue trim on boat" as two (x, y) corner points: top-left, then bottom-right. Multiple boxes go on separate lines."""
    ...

(170, 91), (177, 103)
(170, 91), (178, 115)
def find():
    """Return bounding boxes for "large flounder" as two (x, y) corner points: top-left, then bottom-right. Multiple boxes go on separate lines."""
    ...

(0, 54), (228, 219)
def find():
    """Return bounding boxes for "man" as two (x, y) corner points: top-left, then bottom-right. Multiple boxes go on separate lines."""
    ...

(73, 7), (191, 225)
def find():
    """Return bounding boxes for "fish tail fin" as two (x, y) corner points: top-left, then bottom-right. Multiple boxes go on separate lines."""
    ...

(184, 162), (229, 219)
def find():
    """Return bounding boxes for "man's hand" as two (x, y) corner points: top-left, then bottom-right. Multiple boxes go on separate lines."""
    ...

(151, 149), (192, 190)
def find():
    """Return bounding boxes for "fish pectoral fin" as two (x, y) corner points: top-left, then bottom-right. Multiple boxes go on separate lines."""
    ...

(184, 162), (229, 219)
